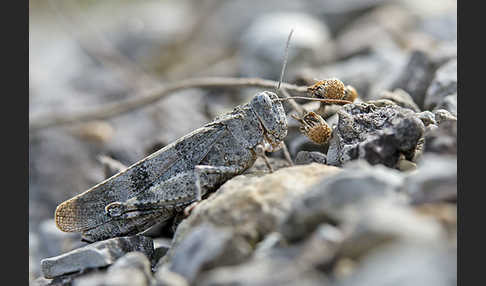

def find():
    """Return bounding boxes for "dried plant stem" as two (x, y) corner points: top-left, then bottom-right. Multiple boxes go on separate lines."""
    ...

(280, 88), (306, 117)
(30, 77), (308, 131)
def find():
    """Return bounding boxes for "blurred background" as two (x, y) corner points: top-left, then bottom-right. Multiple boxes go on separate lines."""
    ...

(29, 0), (456, 282)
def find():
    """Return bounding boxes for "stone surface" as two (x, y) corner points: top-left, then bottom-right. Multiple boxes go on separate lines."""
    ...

(167, 223), (251, 283)
(152, 238), (172, 267)
(327, 103), (425, 167)
(389, 50), (438, 109)
(424, 59), (457, 110)
(433, 109), (457, 125)
(74, 252), (153, 286)
(161, 164), (342, 266)
(416, 111), (437, 126)
(434, 93), (457, 116)
(198, 258), (329, 286)
(335, 241), (456, 286)
(332, 195), (455, 286)
(378, 89), (420, 112)
(239, 12), (334, 80)
(424, 119), (457, 155)
(280, 160), (404, 242)
(403, 154), (457, 204)
(295, 151), (327, 165)
(41, 236), (154, 279)
(338, 200), (445, 258)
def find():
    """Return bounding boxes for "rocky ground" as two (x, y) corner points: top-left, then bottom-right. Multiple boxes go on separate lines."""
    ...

(30, 0), (456, 285)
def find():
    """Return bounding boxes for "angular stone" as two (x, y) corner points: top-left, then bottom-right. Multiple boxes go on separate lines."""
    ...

(390, 50), (438, 109)
(154, 268), (189, 286)
(378, 89), (420, 112)
(295, 151), (327, 165)
(198, 258), (329, 286)
(167, 224), (250, 283)
(403, 154), (457, 204)
(433, 109), (457, 125)
(73, 252), (153, 286)
(434, 93), (457, 116)
(416, 111), (437, 126)
(280, 160), (404, 242)
(327, 103), (425, 167)
(424, 59), (457, 110)
(424, 119), (456, 155)
(161, 164), (342, 266)
(338, 200), (445, 259)
(41, 236), (153, 279)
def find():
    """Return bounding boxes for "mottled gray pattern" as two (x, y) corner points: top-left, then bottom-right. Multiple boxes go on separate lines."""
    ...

(55, 92), (287, 242)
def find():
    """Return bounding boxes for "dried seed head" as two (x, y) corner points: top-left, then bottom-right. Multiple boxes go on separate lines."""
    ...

(344, 85), (359, 102)
(292, 112), (332, 145)
(307, 78), (346, 100)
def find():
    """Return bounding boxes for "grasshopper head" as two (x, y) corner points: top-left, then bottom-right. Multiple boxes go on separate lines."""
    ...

(250, 91), (287, 149)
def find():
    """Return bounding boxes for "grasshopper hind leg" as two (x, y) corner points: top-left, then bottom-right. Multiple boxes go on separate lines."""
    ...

(184, 164), (243, 216)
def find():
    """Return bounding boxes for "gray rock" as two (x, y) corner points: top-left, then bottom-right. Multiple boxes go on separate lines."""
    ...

(416, 111), (437, 126)
(167, 224), (251, 284)
(74, 270), (148, 286)
(434, 93), (457, 116)
(339, 244), (456, 286)
(253, 232), (286, 258)
(334, 200), (455, 286)
(109, 252), (152, 277)
(433, 109), (457, 125)
(280, 160), (404, 242)
(288, 135), (326, 158)
(239, 12), (334, 80)
(403, 154), (457, 204)
(295, 151), (327, 165)
(333, 4), (413, 59)
(74, 252), (153, 286)
(396, 158), (417, 172)
(153, 268), (189, 286)
(337, 200), (445, 259)
(378, 89), (420, 112)
(41, 235), (154, 279)
(390, 50), (438, 109)
(160, 164), (342, 267)
(326, 103), (425, 167)
(424, 59), (457, 110)
(152, 238), (172, 268)
(424, 119), (457, 155)
(198, 258), (329, 286)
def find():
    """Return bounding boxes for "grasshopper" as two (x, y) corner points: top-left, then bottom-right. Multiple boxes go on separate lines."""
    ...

(54, 30), (351, 242)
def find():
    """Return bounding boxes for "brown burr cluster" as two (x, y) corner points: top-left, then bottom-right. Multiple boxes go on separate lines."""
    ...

(307, 78), (358, 103)
(292, 111), (332, 145)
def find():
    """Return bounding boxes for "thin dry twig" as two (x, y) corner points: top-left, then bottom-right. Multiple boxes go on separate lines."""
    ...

(280, 88), (306, 117)
(30, 77), (308, 131)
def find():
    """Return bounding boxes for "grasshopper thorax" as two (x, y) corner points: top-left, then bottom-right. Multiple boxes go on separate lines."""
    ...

(250, 91), (287, 149)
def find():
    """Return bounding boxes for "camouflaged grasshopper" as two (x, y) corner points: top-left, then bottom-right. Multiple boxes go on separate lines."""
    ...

(54, 30), (351, 242)
(54, 31), (296, 242)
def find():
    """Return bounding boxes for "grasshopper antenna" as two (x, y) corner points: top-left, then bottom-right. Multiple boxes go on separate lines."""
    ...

(275, 29), (294, 93)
